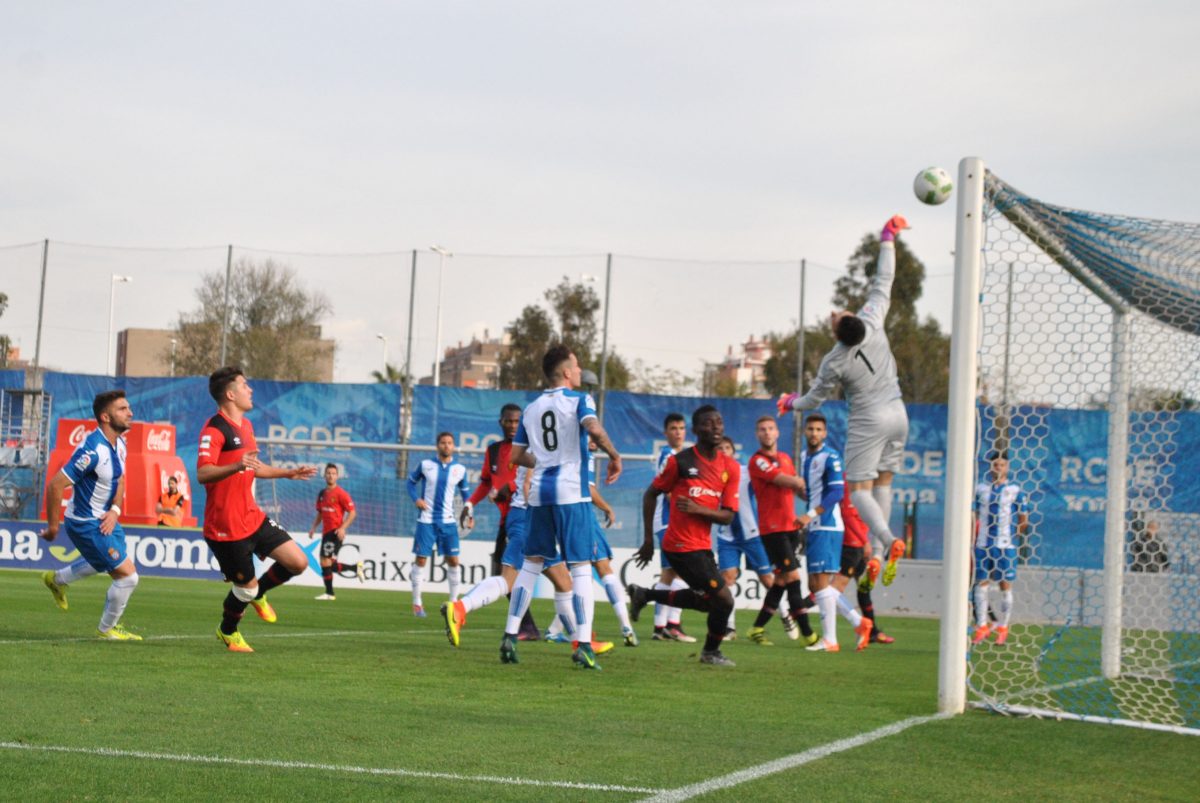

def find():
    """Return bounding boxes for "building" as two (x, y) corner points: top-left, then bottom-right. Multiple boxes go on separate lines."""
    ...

(117, 327), (335, 381)
(705, 334), (773, 398)
(419, 330), (510, 389)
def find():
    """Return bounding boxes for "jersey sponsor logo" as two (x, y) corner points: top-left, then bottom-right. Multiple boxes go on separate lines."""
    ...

(73, 453), (92, 471)
(755, 457), (771, 471)
(200, 435), (212, 448)
(688, 487), (721, 499)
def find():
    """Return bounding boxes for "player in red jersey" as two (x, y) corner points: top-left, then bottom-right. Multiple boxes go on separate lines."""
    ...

(745, 415), (817, 645)
(627, 405), (741, 667)
(461, 403), (540, 639)
(198, 366), (317, 652)
(308, 463), (361, 600)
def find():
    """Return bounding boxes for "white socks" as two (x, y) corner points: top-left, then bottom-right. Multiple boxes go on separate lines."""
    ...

(55, 558), (98, 586)
(872, 485), (893, 530)
(447, 564), (461, 601)
(974, 584), (990, 627)
(815, 586), (839, 646)
(553, 591), (577, 639)
(99, 573), (138, 631)
(505, 560), (542, 635)
(653, 581), (670, 628)
(836, 593), (863, 627)
(410, 563), (424, 607)
(601, 573), (632, 630)
(999, 589), (1013, 627)
(570, 564), (595, 644)
(460, 575), (507, 614)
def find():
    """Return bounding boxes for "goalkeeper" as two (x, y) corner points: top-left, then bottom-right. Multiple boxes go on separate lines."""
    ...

(778, 214), (910, 586)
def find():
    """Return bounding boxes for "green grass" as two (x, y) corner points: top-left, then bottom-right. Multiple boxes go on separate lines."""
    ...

(1, 568), (1197, 801)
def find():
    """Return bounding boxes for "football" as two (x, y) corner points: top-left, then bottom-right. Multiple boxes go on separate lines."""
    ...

(913, 166), (954, 205)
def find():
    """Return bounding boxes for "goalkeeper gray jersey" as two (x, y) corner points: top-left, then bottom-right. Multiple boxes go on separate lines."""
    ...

(793, 241), (902, 416)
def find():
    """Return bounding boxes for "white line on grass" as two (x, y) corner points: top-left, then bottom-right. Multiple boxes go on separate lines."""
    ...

(643, 713), (950, 802)
(0, 629), (395, 646)
(0, 741), (664, 795)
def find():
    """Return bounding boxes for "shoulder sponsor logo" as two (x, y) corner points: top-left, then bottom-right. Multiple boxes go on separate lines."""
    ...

(755, 457), (770, 471)
(73, 453), (92, 471)
(200, 435), (212, 448)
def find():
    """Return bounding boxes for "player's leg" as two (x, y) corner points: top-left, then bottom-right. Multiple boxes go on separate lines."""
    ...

(972, 548), (993, 643)
(317, 533), (337, 599)
(491, 520), (508, 578)
(873, 408), (910, 585)
(206, 537), (257, 652)
(439, 523), (462, 601)
(660, 551), (735, 665)
(804, 531), (842, 651)
(98, 556), (141, 639)
(595, 558), (636, 646)
(251, 522), (306, 622)
(411, 522), (435, 616)
(717, 538), (741, 639)
(995, 554), (1016, 644)
(43, 555), (98, 611)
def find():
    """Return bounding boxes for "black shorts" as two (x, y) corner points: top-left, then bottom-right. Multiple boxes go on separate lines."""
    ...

(840, 545), (867, 578)
(320, 531), (344, 558)
(206, 517), (293, 585)
(761, 530), (804, 572)
(663, 550), (726, 594)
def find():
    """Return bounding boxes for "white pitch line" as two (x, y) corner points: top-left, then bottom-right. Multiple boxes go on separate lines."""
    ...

(0, 742), (663, 795)
(0, 629), (390, 646)
(643, 713), (949, 802)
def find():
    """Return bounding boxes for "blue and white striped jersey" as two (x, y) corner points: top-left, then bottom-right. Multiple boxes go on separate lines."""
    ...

(801, 444), (845, 532)
(652, 445), (677, 533)
(61, 429), (126, 521)
(715, 466), (760, 544)
(407, 458), (470, 524)
(514, 387), (596, 507)
(975, 482), (1025, 549)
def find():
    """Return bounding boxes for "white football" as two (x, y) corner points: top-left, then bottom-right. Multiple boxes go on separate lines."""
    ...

(913, 167), (954, 205)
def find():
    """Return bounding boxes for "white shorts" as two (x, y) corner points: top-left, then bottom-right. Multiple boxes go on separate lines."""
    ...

(844, 398), (908, 482)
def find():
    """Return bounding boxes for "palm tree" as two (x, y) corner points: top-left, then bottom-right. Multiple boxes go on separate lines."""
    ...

(371, 362), (405, 384)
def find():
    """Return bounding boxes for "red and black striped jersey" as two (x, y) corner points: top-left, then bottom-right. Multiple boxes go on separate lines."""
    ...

(197, 412), (265, 541)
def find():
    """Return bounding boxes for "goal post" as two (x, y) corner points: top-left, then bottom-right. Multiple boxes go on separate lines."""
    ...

(942, 158), (1200, 733)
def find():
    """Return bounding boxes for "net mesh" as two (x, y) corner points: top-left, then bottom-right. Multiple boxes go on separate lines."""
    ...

(968, 172), (1200, 732)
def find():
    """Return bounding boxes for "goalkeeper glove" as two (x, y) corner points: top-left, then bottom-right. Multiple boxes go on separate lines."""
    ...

(776, 392), (799, 416)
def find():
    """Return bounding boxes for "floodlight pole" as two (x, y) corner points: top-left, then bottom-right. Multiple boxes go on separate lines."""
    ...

(33, 239), (49, 373)
(597, 253), (612, 422)
(939, 157), (986, 715)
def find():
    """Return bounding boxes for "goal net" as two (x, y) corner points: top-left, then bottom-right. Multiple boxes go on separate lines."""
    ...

(962, 169), (1200, 733)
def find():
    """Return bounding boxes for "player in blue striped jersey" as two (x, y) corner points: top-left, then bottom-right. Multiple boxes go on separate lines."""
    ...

(972, 451), (1027, 646)
(501, 345), (622, 669)
(407, 432), (473, 617)
(713, 436), (778, 640)
(40, 390), (143, 640)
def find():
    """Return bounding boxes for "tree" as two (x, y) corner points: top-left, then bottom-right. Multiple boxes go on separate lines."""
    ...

(763, 233), (951, 404)
(371, 363), (405, 384)
(0, 292), (9, 368)
(171, 258), (333, 381)
(630, 359), (697, 396)
(498, 277), (632, 391)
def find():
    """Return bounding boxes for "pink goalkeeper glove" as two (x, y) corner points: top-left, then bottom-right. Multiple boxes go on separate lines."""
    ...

(881, 214), (910, 242)
(776, 392), (799, 416)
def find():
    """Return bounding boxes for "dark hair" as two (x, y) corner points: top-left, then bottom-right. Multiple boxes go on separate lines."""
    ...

(988, 450), (1010, 462)
(167, 475), (178, 485)
(835, 315), (867, 347)
(692, 404), (719, 429)
(324, 463), (338, 472)
(805, 412), (827, 426)
(755, 415), (776, 427)
(436, 431), (455, 443)
(209, 366), (245, 403)
(500, 403), (522, 417)
(663, 412), (686, 428)
(542, 344), (573, 381)
(719, 435), (735, 446)
(92, 390), (126, 421)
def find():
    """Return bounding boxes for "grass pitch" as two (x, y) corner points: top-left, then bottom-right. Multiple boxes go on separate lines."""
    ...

(1, 569), (1196, 801)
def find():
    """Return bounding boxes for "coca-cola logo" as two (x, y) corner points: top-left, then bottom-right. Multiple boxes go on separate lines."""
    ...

(68, 424), (91, 446)
(146, 429), (172, 452)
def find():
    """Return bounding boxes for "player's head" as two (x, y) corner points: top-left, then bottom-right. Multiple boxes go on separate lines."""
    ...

(167, 475), (178, 491)
(804, 413), (827, 450)
(436, 431), (455, 459)
(663, 412), (687, 448)
(499, 403), (522, 440)
(832, 311), (867, 347)
(717, 435), (736, 458)
(988, 450), (1009, 481)
(92, 389), (133, 433)
(755, 415), (778, 449)
(324, 463), (339, 486)
(542, 345), (579, 387)
(209, 366), (252, 411)
(691, 404), (724, 447)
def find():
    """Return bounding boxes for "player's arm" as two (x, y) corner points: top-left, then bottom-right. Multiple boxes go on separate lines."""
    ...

(638, 486), (663, 568)
(309, 509), (322, 537)
(798, 476), (843, 530)
(98, 474), (125, 535)
(339, 499), (357, 536)
(590, 481), (615, 528)
(582, 417), (621, 484)
(407, 464), (429, 511)
(40, 470), (74, 541)
(858, 216), (906, 331)
(252, 461), (317, 481)
(509, 443), (536, 469)
(457, 473), (475, 531)
(779, 355), (837, 415)
(675, 496), (735, 525)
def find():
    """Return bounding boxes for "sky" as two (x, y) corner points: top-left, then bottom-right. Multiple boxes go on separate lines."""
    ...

(2, 2), (1199, 385)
